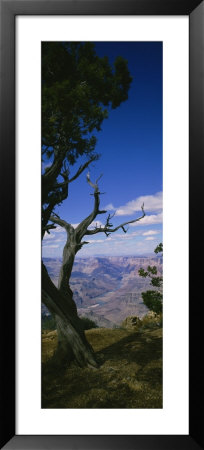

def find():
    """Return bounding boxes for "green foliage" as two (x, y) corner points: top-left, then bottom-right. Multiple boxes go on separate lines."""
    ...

(42, 43), (131, 153)
(150, 276), (163, 288)
(42, 314), (56, 330)
(154, 243), (163, 254)
(42, 42), (132, 232)
(80, 316), (98, 330)
(142, 291), (163, 314)
(138, 243), (163, 314)
(42, 314), (98, 331)
(138, 268), (148, 278)
(138, 265), (158, 278)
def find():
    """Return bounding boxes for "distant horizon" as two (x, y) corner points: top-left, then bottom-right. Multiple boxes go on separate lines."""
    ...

(43, 253), (162, 260)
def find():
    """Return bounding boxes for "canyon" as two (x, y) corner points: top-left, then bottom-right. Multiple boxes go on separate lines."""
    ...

(42, 256), (163, 327)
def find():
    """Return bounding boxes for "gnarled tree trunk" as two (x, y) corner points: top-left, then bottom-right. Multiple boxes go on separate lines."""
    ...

(42, 263), (97, 368)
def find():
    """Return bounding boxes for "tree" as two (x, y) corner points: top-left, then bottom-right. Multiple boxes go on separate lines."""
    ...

(43, 174), (145, 367)
(41, 42), (134, 368)
(42, 42), (132, 236)
(138, 243), (163, 314)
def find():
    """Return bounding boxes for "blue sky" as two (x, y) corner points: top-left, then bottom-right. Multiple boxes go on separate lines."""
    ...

(42, 42), (163, 258)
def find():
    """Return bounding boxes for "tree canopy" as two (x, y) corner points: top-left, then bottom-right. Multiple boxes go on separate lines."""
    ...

(42, 42), (132, 235)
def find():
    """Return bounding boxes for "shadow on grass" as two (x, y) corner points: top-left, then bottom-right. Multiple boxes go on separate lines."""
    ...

(97, 331), (162, 365)
(42, 329), (162, 409)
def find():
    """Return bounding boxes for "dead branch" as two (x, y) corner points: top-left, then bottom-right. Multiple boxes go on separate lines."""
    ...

(43, 224), (57, 234)
(49, 215), (73, 234)
(86, 171), (103, 192)
(69, 157), (97, 183)
(75, 172), (106, 240)
(85, 205), (145, 236)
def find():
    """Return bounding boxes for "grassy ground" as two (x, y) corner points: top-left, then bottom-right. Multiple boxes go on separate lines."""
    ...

(42, 324), (162, 408)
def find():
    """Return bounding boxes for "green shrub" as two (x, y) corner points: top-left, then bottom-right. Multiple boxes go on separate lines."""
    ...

(42, 314), (98, 331)
(80, 316), (98, 330)
(142, 290), (163, 314)
(42, 314), (56, 330)
(138, 243), (163, 314)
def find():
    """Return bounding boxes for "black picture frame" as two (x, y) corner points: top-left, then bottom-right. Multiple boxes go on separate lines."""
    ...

(0, 0), (203, 449)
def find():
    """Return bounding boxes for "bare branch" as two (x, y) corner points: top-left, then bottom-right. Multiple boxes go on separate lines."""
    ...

(42, 152), (65, 183)
(52, 212), (60, 219)
(86, 171), (102, 191)
(60, 162), (69, 181)
(42, 182), (69, 237)
(86, 172), (97, 190)
(42, 224), (57, 234)
(53, 179), (69, 190)
(75, 172), (105, 240)
(85, 205), (145, 236)
(105, 212), (115, 228)
(69, 157), (97, 183)
(96, 173), (103, 184)
(98, 209), (107, 214)
(49, 215), (73, 233)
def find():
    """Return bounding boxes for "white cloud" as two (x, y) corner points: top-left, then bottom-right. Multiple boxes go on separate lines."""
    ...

(104, 203), (115, 211)
(142, 230), (160, 236)
(129, 212), (163, 227)
(51, 226), (66, 233)
(43, 232), (55, 240)
(106, 192), (163, 216)
(42, 235), (66, 246)
(123, 231), (140, 237)
(145, 237), (155, 241)
(44, 244), (59, 249)
(87, 239), (105, 244)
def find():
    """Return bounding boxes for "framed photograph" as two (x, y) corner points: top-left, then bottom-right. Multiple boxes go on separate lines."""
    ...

(0, 1), (203, 449)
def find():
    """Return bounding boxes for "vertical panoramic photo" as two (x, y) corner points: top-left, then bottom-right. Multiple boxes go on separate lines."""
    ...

(41, 41), (163, 408)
